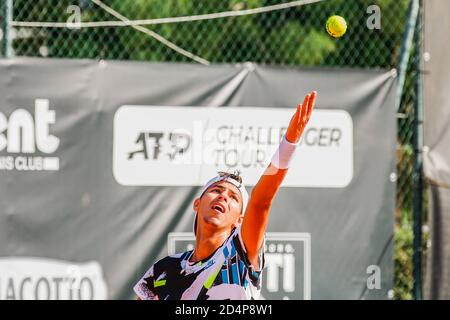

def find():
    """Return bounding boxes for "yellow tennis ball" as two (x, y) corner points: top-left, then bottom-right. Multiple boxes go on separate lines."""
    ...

(326, 15), (347, 38)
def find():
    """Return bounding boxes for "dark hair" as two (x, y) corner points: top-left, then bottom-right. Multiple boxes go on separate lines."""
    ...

(217, 170), (242, 186)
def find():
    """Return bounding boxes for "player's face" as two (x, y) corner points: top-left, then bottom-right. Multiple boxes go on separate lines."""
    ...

(196, 182), (243, 232)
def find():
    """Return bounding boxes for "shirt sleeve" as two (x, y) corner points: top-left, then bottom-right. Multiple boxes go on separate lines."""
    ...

(133, 264), (159, 300)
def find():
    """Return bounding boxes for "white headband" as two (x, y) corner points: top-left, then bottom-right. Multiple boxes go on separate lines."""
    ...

(194, 174), (249, 234)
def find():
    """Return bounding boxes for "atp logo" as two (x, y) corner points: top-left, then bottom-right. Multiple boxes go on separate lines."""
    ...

(127, 131), (191, 161)
(0, 99), (60, 171)
(167, 232), (311, 300)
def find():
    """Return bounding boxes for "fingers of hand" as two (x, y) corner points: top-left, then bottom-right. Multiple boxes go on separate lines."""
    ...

(292, 91), (316, 135)
(300, 94), (311, 124)
(294, 103), (301, 121)
(306, 91), (317, 120)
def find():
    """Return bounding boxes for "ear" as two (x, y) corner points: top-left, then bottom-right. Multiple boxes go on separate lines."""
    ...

(232, 215), (244, 228)
(193, 198), (201, 212)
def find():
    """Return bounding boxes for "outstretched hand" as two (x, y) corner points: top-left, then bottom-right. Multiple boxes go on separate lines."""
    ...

(285, 91), (317, 144)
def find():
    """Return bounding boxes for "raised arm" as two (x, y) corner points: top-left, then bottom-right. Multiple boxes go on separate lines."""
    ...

(241, 91), (316, 269)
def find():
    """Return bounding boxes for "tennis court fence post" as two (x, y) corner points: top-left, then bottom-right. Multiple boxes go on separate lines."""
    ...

(2, 0), (13, 57)
(395, 0), (420, 112)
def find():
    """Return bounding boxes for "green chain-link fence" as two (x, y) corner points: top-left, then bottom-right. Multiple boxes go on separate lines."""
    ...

(5, 0), (410, 67)
(1, 0), (425, 299)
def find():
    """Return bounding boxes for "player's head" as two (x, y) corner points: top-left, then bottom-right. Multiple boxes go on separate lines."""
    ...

(193, 171), (249, 236)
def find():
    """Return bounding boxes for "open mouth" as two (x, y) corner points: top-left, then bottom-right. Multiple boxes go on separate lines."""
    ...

(211, 203), (226, 214)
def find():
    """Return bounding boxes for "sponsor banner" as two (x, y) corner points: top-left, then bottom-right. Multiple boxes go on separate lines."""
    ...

(0, 58), (396, 299)
(0, 257), (108, 300)
(0, 99), (60, 171)
(114, 106), (353, 187)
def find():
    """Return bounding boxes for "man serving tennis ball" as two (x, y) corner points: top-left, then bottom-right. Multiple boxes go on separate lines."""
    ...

(134, 91), (317, 300)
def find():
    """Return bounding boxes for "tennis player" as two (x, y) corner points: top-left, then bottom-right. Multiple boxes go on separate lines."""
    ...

(134, 91), (317, 300)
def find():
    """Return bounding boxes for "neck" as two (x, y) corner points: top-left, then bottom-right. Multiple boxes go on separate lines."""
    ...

(191, 227), (232, 262)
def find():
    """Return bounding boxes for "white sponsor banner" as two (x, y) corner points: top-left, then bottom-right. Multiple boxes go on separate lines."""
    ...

(0, 257), (108, 300)
(113, 106), (353, 187)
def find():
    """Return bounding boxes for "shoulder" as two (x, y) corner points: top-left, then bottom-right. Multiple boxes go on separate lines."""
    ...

(134, 251), (191, 300)
(140, 251), (190, 279)
(223, 227), (250, 256)
(152, 251), (189, 263)
(157, 251), (187, 263)
(152, 251), (191, 273)
(221, 226), (265, 286)
(233, 226), (265, 272)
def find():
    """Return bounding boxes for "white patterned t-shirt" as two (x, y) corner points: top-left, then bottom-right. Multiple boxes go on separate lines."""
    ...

(134, 226), (265, 300)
